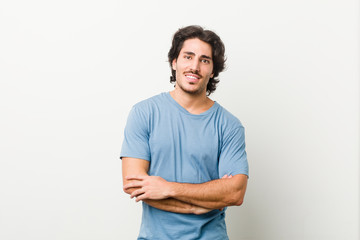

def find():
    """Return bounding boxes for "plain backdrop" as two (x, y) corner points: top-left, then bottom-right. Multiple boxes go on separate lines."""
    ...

(0, 0), (359, 239)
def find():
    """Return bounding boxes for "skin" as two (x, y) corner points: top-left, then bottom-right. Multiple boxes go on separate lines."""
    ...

(170, 38), (215, 114)
(172, 38), (214, 96)
(122, 38), (248, 214)
(123, 157), (247, 211)
(122, 157), (214, 215)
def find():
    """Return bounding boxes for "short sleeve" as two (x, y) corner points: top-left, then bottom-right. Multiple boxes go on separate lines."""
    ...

(120, 106), (151, 161)
(218, 126), (249, 178)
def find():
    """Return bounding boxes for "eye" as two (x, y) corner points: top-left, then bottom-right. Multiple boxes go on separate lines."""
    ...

(184, 55), (191, 60)
(201, 59), (210, 64)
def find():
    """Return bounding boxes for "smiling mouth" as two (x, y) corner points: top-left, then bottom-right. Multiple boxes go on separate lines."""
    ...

(185, 73), (201, 82)
(186, 75), (199, 80)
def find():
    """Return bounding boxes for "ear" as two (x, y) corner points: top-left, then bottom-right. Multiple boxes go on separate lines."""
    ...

(210, 72), (214, 78)
(172, 59), (177, 70)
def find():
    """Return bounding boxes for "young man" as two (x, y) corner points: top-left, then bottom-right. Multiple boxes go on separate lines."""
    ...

(121, 25), (249, 240)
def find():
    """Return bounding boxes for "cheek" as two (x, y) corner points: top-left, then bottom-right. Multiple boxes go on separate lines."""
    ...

(210, 66), (214, 78)
(207, 66), (214, 78)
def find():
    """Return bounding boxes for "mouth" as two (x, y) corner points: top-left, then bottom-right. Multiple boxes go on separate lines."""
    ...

(185, 73), (201, 82)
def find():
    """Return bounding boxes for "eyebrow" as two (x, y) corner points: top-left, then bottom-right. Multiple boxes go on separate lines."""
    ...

(183, 51), (212, 60)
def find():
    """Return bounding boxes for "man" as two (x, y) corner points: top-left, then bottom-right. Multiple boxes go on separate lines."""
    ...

(121, 25), (249, 240)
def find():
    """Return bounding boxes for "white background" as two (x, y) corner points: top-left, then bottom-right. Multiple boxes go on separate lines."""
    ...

(0, 0), (359, 239)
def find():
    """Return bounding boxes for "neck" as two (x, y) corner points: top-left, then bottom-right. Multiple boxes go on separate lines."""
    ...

(169, 89), (214, 115)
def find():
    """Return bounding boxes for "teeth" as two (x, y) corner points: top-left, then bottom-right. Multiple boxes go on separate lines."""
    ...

(186, 75), (198, 79)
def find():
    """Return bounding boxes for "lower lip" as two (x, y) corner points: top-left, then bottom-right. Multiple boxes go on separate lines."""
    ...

(186, 76), (200, 83)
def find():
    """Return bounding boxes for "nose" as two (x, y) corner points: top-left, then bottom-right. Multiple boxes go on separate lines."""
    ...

(190, 58), (200, 72)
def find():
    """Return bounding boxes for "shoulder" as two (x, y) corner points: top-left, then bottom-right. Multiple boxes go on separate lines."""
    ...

(214, 104), (246, 147)
(215, 103), (244, 130)
(132, 92), (168, 113)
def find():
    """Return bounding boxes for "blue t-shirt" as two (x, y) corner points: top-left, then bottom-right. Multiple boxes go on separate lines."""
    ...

(121, 92), (248, 240)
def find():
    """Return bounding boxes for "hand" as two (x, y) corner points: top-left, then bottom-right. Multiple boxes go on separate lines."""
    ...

(124, 175), (172, 202)
(192, 205), (213, 215)
(221, 174), (232, 179)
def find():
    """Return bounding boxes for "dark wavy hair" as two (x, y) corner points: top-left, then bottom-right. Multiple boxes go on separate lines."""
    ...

(168, 25), (226, 96)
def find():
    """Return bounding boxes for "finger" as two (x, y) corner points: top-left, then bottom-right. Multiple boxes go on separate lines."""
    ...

(221, 174), (228, 179)
(135, 193), (148, 202)
(123, 181), (143, 190)
(130, 188), (146, 198)
(126, 175), (146, 180)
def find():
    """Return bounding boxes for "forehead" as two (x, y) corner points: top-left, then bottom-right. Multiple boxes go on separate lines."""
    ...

(180, 38), (213, 56)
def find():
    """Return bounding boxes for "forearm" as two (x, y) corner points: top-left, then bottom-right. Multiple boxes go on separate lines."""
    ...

(125, 187), (212, 214)
(144, 198), (193, 214)
(169, 175), (247, 209)
(124, 173), (247, 210)
(144, 199), (212, 215)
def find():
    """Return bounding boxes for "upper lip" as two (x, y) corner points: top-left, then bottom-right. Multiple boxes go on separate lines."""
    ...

(185, 72), (201, 79)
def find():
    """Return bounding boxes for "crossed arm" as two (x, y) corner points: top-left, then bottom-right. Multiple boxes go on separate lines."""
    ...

(122, 157), (248, 214)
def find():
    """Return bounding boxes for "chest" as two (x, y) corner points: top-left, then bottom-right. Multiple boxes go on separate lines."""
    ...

(148, 112), (221, 182)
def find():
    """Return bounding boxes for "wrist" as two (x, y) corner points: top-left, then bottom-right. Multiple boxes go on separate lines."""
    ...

(190, 204), (197, 214)
(167, 181), (177, 198)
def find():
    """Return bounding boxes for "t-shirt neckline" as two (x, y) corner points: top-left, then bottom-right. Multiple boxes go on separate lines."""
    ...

(164, 92), (219, 116)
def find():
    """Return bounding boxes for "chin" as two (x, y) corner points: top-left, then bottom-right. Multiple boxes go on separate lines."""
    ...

(176, 81), (207, 95)
(182, 87), (205, 95)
